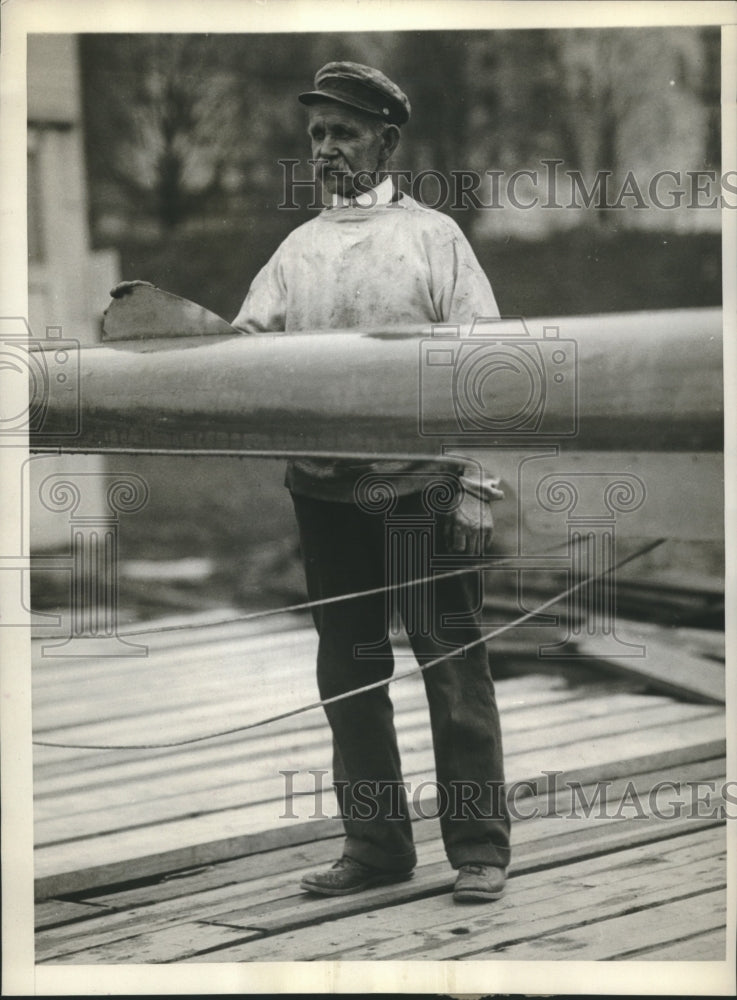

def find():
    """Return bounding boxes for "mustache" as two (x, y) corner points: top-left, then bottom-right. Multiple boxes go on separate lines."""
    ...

(315, 161), (377, 191)
(316, 158), (348, 175)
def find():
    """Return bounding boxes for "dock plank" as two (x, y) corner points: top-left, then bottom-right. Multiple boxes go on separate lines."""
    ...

(200, 814), (725, 941)
(629, 928), (726, 961)
(177, 826), (725, 964)
(32, 612), (730, 967)
(397, 848), (726, 961)
(35, 777), (726, 964)
(33, 687), (673, 797)
(35, 898), (112, 931)
(33, 736), (725, 894)
(32, 701), (721, 839)
(48, 921), (265, 965)
(77, 754), (725, 910)
(33, 716), (724, 882)
(31, 667), (585, 782)
(577, 634), (724, 704)
(33, 696), (722, 826)
(615, 620), (725, 662)
(472, 889), (727, 962)
(223, 827), (725, 962)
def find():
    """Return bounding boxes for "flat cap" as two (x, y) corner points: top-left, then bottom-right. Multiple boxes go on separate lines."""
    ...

(299, 61), (411, 125)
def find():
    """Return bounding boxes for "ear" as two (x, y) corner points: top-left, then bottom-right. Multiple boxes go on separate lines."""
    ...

(379, 124), (401, 162)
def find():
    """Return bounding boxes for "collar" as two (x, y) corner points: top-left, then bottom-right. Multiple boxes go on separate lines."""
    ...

(331, 175), (395, 208)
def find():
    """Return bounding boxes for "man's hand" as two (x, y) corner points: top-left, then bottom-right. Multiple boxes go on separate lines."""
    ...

(443, 475), (504, 555)
(109, 280), (155, 299)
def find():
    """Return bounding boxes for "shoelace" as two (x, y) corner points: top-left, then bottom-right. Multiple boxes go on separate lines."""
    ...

(461, 864), (490, 875)
(333, 857), (372, 873)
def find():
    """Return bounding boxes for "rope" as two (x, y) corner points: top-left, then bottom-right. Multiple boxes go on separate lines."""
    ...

(115, 545), (571, 638)
(30, 447), (463, 461)
(32, 538), (665, 751)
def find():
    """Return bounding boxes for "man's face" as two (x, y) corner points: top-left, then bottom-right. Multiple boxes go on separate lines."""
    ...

(307, 101), (388, 198)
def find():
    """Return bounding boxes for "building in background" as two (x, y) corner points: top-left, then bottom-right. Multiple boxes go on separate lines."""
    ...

(27, 34), (119, 550)
(28, 34), (118, 346)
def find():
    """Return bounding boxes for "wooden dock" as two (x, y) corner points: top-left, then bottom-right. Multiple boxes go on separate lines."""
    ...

(32, 612), (728, 965)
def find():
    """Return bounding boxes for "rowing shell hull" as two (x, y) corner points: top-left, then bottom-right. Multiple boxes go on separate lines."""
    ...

(28, 308), (722, 455)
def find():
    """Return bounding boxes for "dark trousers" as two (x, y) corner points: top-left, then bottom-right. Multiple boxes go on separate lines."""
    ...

(291, 490), (511, 872)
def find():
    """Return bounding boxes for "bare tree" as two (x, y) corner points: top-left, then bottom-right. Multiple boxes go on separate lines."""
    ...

(82, 35), (246, 231)
(81, 29), (717, 239)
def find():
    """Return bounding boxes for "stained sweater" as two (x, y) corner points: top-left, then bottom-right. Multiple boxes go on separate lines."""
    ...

(232, 187), (500, 501)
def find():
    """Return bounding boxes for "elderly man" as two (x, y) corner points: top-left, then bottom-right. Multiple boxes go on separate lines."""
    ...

(231, 62), (510, 904)
(115, 62), (511, 902)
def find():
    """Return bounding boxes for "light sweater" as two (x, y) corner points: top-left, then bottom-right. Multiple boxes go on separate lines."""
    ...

(232, 183), (500, 501)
